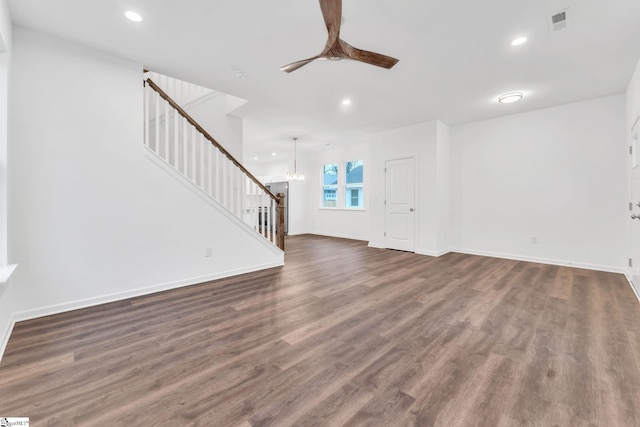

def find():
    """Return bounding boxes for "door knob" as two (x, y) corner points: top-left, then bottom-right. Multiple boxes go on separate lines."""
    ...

(409, 208), (414, 212)
(632, 214), (640, 220)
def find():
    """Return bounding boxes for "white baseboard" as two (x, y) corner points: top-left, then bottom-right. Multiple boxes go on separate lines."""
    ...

(451, 247), (625, 275)
(624, 272), (640, 304)
(0, 313), (16, 365)
(366, 244), (450, 256)
(0, 260), (282, 363)
(416, 248), (451, 257)
(366, 243), (626, 276)
(312, 232), (368, 242)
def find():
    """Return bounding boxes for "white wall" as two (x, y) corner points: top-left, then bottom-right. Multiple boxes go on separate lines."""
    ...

(242, 158), (311, 236)
(369, 122), (428, 250)
(250, 159), (289, 184)
(628, 58), (640, 131)
(0, 54), (8, 268)
(0, 0), (11, 267)
(304, 142), (371, 241)
(146, 71), (243, 161)
(248, 144), (371, 240)
(287, 157), (313, 236)
(436, 121), (451, 253)
(451, 95), (627, 271)
(1, 27), (282, 359)
(242, 155), (316, 237)
(626, 56), (640, 296)
(0, 0), (11, 364)
(368, 121), (451, 255)
(0, 0), (10, 51)
(187, 93), (243, 161)
(284, 152), (314, 236)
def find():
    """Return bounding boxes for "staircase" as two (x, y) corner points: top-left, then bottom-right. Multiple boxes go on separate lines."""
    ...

(143, 73), (285, 250)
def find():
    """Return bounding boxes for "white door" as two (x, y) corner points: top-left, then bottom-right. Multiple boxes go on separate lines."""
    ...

(385, 157), (416, 251)
(631, 117), (640, 290)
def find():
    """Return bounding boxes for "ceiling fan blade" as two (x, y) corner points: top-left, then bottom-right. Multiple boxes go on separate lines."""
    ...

(280, 0), (400, 73)
(341, 40), (399, 69)
(319, 0), (342, 47)
(279, 56), (320, 73)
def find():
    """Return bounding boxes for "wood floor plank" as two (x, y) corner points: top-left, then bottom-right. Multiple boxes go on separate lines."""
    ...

(343, 388), (416, 427)
(420, 353), (519, 427)
(290, 383), (373, 426)
(1, 234), (639, 426)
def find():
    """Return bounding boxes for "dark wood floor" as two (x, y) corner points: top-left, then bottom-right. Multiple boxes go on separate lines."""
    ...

(1, 235), (640, 426)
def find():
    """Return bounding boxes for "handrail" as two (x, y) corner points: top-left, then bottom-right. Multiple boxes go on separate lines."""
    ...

(145, 78), (279, 202)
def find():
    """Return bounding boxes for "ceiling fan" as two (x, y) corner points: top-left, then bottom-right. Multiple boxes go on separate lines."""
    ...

(280, 0), (399, 73)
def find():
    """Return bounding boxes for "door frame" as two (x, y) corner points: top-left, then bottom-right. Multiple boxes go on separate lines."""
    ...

(630, 114), (640, 299)
(384, 155), (418, 252)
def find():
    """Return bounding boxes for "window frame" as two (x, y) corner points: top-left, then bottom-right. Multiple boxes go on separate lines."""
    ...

(320, 160), (365, 210)
(322, 163), (339, 208)
(344, 160), (364, 209)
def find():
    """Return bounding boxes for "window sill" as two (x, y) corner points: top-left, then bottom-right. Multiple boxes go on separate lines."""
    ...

(0, 264), (18, 283)
(318, 208), (366, 212)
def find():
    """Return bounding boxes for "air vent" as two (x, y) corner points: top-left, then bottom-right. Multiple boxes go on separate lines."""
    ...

(548, 8), (569, 32)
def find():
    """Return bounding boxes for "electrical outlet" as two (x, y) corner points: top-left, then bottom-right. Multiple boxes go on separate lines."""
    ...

(204, 247), (213, 257)
(531, 236), (539, 244)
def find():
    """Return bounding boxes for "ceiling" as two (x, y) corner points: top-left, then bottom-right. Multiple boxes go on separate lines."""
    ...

(8, 0), (640, 162)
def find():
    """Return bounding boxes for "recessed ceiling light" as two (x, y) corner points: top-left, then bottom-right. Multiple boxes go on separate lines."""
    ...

(511, 37), (528, 46)
(342, 98), (352, 106)
(125, 11), (143, 22)
(271, 152), (276, 156)
(498, 92), (524, 104)
(232, 67), (246, 79)
(253, 156), (259, 160)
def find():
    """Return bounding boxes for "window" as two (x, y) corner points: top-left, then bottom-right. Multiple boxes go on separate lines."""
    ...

(322, 163), (338, 207)
(320, 160), (365, 209)
(345, 160), (363, 209)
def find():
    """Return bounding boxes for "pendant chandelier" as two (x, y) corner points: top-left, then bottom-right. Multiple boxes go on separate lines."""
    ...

(286, 137), (305, 180)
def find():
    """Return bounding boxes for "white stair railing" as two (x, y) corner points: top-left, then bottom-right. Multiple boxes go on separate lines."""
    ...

(144, 77), (284, 250)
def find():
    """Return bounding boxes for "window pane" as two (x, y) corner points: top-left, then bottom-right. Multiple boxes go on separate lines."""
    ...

(324, 164), (338, 185)
(323, 188), (337, 207)
(323, 163), (338, 208)
(345, 161), (363, 209)
(345, 161), (363, 184)
(345, 185), (363, 208)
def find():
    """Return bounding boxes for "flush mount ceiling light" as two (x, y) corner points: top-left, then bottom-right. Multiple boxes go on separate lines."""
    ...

(286, 138), (305, 181)
(511, 37), (528, 46)
(271, 152), (277, 156)
(498, 92), (523, 104)
(125, 11), (143, 22)
(342, 98), (352, 106)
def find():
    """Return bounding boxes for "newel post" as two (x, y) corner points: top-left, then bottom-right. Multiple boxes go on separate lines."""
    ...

(277, 193), (285, 250)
